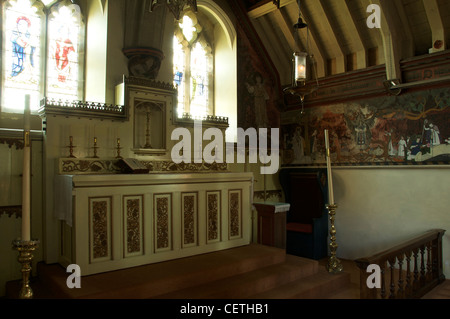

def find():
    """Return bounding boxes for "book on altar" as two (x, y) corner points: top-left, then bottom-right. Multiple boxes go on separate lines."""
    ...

(118, 158), (150, 174)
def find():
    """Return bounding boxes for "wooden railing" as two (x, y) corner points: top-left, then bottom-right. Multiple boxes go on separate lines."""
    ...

(355, 229), (446, 299)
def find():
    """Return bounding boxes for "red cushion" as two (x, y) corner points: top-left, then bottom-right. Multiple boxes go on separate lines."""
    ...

(286, 222), (313, 234)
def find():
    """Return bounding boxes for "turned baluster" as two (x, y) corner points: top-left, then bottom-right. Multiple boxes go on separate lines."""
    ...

(388, 258), (396, 299)
(405, 251), (412, 297)
(426, 242), (432, 281)
(420, 245), (426, 284)
(413, 248), (419, 290)
(380, 261), (386, 299)
(397, 255), (404, 298)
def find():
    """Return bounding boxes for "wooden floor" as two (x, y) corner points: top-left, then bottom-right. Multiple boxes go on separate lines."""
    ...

(5, 243), (449, 300)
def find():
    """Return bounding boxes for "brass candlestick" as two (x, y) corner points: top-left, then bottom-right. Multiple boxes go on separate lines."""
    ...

(326, 204), (343, 274)
(66, 136), (76, 158)
(92, 137), (99, 158)
(116, 138), (123, 159)
(12, 239), (39, 299)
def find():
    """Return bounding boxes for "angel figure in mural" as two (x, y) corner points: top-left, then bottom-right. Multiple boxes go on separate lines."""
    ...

(345, 105), (375, 152)
(10, 16), (36, 77)
(246, 72), (270, 129)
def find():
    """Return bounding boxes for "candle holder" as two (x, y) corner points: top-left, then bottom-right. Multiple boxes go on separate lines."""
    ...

(92, 137), (99, 158)
(12, 239), (39, 299)
(66, 136), (76, 158)
(326, 204), (343, 274)
(116, 138), (123, 159)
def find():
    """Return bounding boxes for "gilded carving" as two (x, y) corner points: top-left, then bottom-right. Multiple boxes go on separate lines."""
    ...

(61, 159), (121, 174)
(126, 198), (141, 254)
(183, 195), (196, 245)
(229, 191), (241, 238)
(207, 193), (219, 241)
(156, 196), (169, 249)
(0, 138), (24, 150)
(92, 200), (108, 259)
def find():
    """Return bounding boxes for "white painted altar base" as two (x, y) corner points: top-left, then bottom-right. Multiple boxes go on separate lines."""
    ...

(56, 172), (253, 276)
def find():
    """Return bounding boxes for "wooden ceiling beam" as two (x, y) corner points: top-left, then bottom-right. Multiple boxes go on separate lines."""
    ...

(372, 0), (402, 82)
(297, 3), (327, 78)
(247, 0), (296, 19)
(393, 0), (415, 58)
(343, 0), (367, 69)
(272, 8), (298, 53)
(423, 0), (446, 53)
(317, 0), (346, 74)
(252, 15), (292, 84)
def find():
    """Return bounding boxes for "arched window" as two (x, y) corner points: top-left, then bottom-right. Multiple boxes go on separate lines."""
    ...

(173, 11), (213, 119)
(1, 0), (84, 113)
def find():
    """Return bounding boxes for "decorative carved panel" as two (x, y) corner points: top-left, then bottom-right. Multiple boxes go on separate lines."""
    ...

(206, 191), (221, 243)
(182, 193), (197, 248)
(89, 197), (111, 262)
(229, 190), (242, 239)
(123, 195), (143, 257)
(154, 194), (172, 252)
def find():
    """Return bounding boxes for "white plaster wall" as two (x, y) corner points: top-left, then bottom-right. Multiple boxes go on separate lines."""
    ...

(332, 167), (450, 278)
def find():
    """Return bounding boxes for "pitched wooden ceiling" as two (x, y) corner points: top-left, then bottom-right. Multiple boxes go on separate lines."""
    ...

(242, 0), (450, 87)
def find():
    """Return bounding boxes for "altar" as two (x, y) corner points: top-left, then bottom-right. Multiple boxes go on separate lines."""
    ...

(39, 76), (253, 276)
(56, 172), (253, 276)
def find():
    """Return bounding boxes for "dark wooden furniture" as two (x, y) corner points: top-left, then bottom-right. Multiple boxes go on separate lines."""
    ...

(254, 202), (290, 249)
(279, 168), (329, 260)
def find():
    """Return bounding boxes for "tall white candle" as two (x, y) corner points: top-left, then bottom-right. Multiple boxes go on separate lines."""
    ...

(22, 94), (31, 241)
(324, 129), (334, 205)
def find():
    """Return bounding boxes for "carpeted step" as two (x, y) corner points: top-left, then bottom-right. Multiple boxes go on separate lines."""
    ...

(33, 244), (288, 299)
(154, 254), (318, 299)
(248, 268), (352, 299)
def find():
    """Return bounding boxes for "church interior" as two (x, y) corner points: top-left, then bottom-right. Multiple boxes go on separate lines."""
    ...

(1, 0), (449, 300)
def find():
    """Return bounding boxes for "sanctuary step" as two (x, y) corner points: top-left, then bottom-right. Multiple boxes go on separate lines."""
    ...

(7, 244), (357, 299)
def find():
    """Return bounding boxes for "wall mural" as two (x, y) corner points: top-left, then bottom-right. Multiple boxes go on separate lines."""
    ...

(236, 17), (281, 130)
(282, 87), (450, 166)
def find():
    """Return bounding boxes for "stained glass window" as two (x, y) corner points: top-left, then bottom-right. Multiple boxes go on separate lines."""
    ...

(2, 0), (44, 111)
(173, 13), (212, 119)
(46, 2), (83, 101)
(1, 0), (84, 113)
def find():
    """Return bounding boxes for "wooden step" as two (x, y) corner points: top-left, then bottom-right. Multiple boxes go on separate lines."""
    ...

(31, 244), (288, 299)
(154, 254), (318, 299)
(249, 268), (352, 299)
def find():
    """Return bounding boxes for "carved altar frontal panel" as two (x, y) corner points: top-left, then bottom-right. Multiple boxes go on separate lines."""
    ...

(228, 190), (242, 240)
(89, 197), (112, 263)
(154, 193), (172, 253)
(206, 191), (221, 244)
(181, 192), (198, 248)
(123, 195), (144, 258)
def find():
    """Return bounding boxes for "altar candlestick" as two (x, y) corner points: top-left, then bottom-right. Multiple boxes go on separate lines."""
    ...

(324, 129), (334, 205)
(22, 95), (31, 241)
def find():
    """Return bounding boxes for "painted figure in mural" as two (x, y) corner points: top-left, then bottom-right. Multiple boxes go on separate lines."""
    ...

(332, 130), (341, 162)
(409, 136), (422, 159)
(292, 125), (305, 161)
(246, 72), (269, 129)
(10, 16), (35, 77)
(397, 136), (407, 158)
(385, 129), (396, 156)
(423, 120), (441, 146)
(54, 25), (75, 82)
(310, 129), (318, 158)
